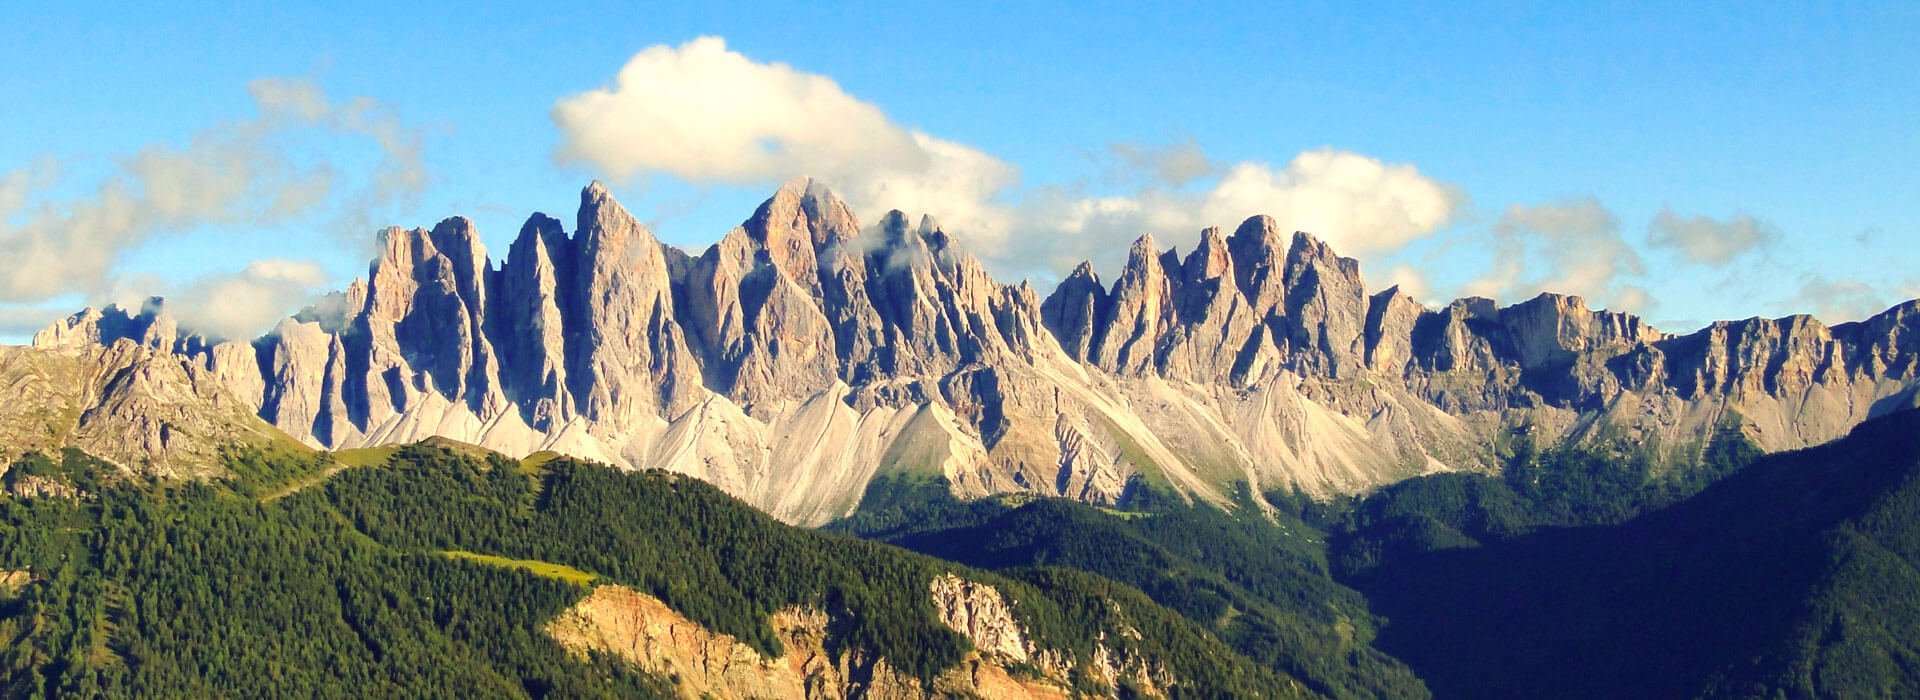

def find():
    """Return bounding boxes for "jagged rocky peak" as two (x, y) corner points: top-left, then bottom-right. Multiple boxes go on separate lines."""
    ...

(1041, 261), (1109, 361)
(742, 177), (862, 281)
(1181, 226), (1234, 283)
(569, 181), (703, 426)
(21, 177), (1920, 528)
(575, 179), (661, 256)
(1283, 229), (1362, 282)
(1092, 233), (1180, 375)
(1364, 285), (1428, 374)
(493, 211), (576, 430)
(33, 297), (178, 351)
(1273, 230), (1370, 377)
(1225, 214), (1290, 311)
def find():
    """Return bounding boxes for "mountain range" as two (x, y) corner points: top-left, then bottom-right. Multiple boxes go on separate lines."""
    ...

(11, 180), (1920, 524)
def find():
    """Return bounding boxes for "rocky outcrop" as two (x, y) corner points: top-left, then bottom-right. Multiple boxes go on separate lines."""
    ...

(929, 573), (1030, 663)
(0, 341), (295, 479)
(25, 179), (1920, 524)
(548, 575), (1195, 699)
(547, 583), (1082, 699)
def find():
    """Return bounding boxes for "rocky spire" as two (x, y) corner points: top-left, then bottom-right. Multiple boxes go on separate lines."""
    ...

(569, 181), (702, 428)
(1226, 215), (1291, 315)
(1092, 234), (1178, 375)
(1041, 262), (1108, 362)
(492, 212), (576, 430)
(1160, 227), (1269, 383)
(1277, 231), (1370, 377)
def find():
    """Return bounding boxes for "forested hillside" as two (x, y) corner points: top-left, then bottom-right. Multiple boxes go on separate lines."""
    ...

(0, 443), (1298, 698)
(833, 479), (1429, 700)
(1331, 409), (1920, 698)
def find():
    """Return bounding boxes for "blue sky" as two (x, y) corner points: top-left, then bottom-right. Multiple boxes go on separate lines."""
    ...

(2, 2), (1916, 341)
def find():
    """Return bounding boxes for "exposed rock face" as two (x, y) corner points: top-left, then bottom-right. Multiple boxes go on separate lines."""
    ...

(548, 578), (1176, 699)
(929, 573), (1030, 663)
(25, 179), (1920, 523)
(0, 341), (292, 479)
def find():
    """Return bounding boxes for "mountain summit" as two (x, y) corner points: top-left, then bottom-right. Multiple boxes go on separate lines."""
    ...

(25, 182), (1920, 523)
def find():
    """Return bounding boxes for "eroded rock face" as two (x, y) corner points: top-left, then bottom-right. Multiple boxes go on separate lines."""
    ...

(546, 583), (1083, 700)
(26, 179), (1920, 524)
(548, 576), (1189, 699)
(0, 341), (289, 479)
(930, 573), (1029, 663)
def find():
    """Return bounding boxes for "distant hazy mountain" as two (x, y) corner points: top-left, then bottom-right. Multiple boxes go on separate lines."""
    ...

(19, 180), (1920, 523)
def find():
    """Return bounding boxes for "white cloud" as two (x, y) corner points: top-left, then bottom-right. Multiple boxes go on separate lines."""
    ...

(1381, 265), (1431, 302)
(1464, 198), (1651, 312)
(164, 260), (332, 341)
(1787, 276), (1888, 324)
(1010, 148), (1461, 278)
(1646, 207), (1777, 265)
(1197, 150), (1459, 258)
(0, 78), (425, 307)
(555, 40), (1461, 284)
(553, 36), (1017, 246)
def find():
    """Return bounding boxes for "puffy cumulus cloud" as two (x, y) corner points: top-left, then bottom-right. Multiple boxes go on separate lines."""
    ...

(1646, 208), (1778, 265)
(1464, 198), (1651, 312)
(164, 260), (332, 341)
(553, 37), (1016, 246)
(553, 37), (923, 182)
(1010, 147), (1461, 278)
(0, 78), (425, 307)
(841, 133), (1017, 252)
(1786, 276), (1890, 324)
(555, 41), (1459, 280)
(1197, 150), (1459, 259)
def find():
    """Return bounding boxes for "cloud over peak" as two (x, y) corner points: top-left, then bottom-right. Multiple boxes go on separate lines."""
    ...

(553, 39), (1460, 281)
(1464, 197), (1651, 312)
(553, 36), (1017, 249)
(553, 37), (925, 184)
(0, 77), (426, 340)
(134, 260), (333, 342)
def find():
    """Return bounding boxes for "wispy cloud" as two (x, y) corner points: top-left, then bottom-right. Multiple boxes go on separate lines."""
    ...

(1106, 139), (1214, 187)
(113, 260), (332, 342)
(1646, 207), (1778, 265)
(0, 77), (427, 339)
(1786, 275), (1891, 323)
(1462, 198), (1651, 312)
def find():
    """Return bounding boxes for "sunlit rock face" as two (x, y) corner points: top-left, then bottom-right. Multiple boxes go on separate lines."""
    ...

(30, 180), (1920, 524)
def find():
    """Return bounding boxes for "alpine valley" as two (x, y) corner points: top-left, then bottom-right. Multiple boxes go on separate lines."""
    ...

(5, 181), (1920, 699)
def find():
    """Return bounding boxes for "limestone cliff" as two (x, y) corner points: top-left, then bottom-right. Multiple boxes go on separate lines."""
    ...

(24, 180), (1920, 523)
